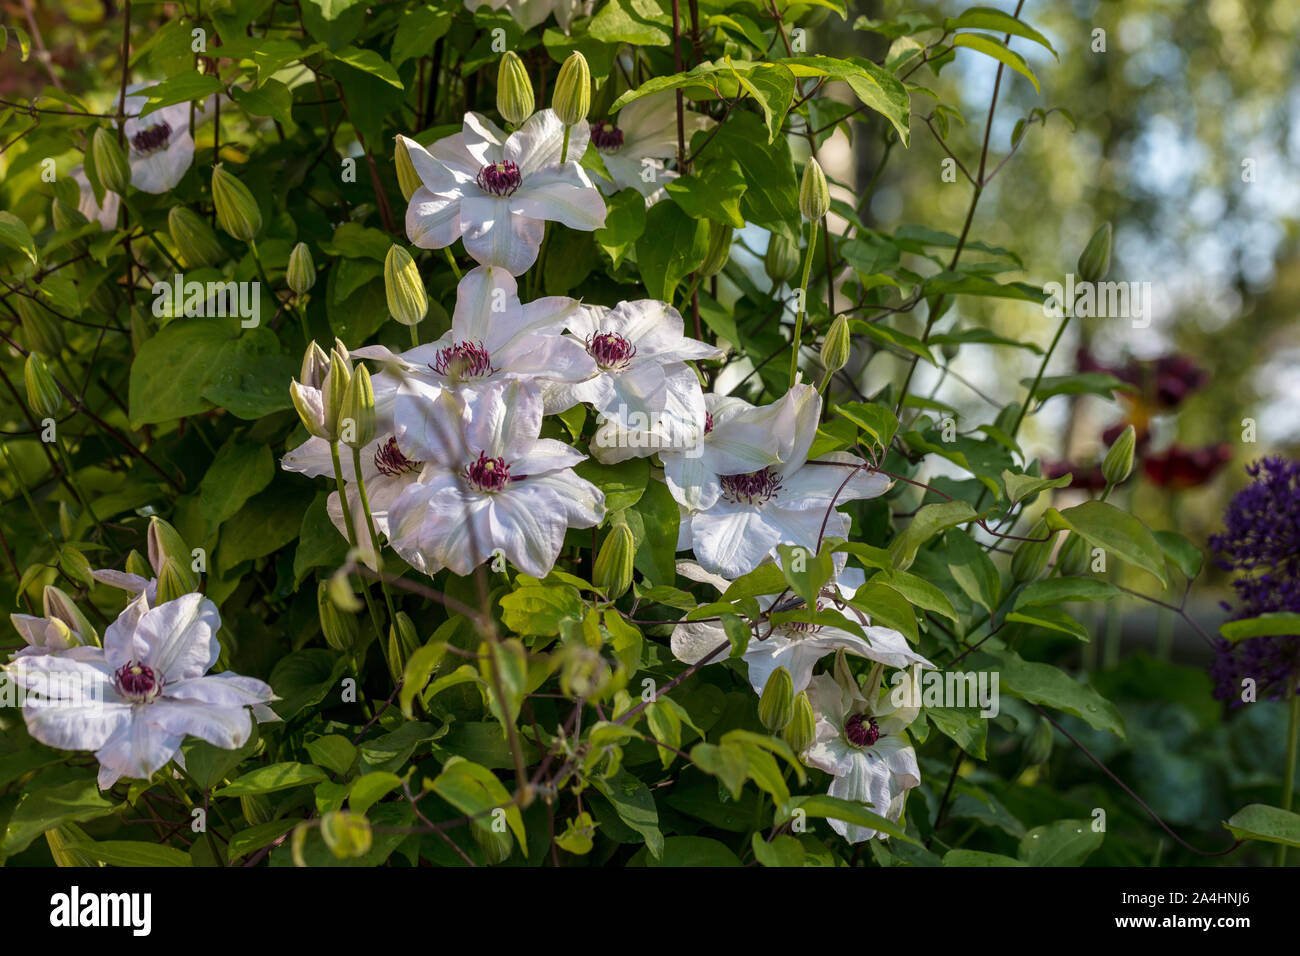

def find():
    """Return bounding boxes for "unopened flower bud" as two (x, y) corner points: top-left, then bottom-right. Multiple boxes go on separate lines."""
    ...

(798, 157), (830, 221)
(324, 349), (353, 440)
(1076, 222), (1111, 284)
(340, 364), (376, 449)
(764, 232), (800, 285)
(386, 611), (421, 683)
(758, 666), (795, 732)
(24, 352), (63, 419)
(154, 559), (191, 604)
(820, 313), (851, 375)
(384, 245), (427, 327)
(593, 523), (635, 599)
(1102, 424), (1136, 487)
(552, 52), (591, 127)
(783, 690), (817, 754)
(394, 136), (422, 203)
(287, 242), (317, 296)
(1057, 532), (1090, 576)
(497, 51), (535, 127)
(15, 295), (65, 356)
(1010, 519), (1053, 583)
(168, 206), (226, 269)
(211, 164), (262, 241)
(125, 549), (152, 580)
(91, 127), (130, 196)
(148, 516), (194, 582)
(318, 580), (358, 652)
(43, 585), (97, 646)
(300, 341), (329, 390)
(698, 222), (734, 278)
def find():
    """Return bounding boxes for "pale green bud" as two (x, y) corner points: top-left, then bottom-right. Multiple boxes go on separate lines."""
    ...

(1010, 519), (1054, 583)
(758, 666), (795, 732)
(24, 352), (63, 419)
(798, 157), (830, 221)
(287, 242), (317, 296)
(1057, 532), (1090, 576)
(782, 690), (817, 754)
(1077, 222), (1112, 284)
(384, 245), (427, 327)
(91, 127), (130, 196)
(43, 585), (96, 646)
(339, 363), (376, 449)
(300, 341), (330, 390)
(211, 164), (262, 242)
(552, 52), (591, 127)
(168, 206), (226, 269)
(764, 232), (800, 285)
(698, 221), (734, 278)
(148, 516), (193, 580)
(1102, 424), (1136, 487)
(15, 295), (65, 356)
(318, 580), (358, 652)
(820, 313), (851, 375)
(593, 523), (635, 600)
(497, 51), (535, 127)
(154, 560), (191, 604)
(394, 136), (422, 203)
(125, 549), (152, 580)
(323, 349), (352, 442)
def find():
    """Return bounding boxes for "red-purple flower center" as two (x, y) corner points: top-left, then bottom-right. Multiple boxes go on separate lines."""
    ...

(115, 661), (160, 703)
(465, 451), (512, 492)
(431, 341), (495, 382)
(374, 437), (423, 477)
(591, 122), (624, 152)
(845, 713), (881, 747)
(704, 412), (715, 435)
(477, 160), (522, 196)
(587, 331), (636, 371)
(131, 122), (172, 155)
(720, 467), (783, 505)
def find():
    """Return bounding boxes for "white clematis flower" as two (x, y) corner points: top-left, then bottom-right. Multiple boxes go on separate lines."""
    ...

(8, 587), (100, 662)
(350, 265), (594, 414)
(399, 110), (606, 275)
(119, 85), (219, 194)
(802, 660), (922, 844)
(72, 167), (120, 230)
(678, 384), (891, 579)
(385, 379), (605, 577)
(590, 93), (714, 199)
(6, 593), (277, 790)
(669, 561), (930, 693)
(552, 299), (724, 464)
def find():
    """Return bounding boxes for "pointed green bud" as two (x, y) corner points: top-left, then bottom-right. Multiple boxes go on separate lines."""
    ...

(211, 164), (262, 242)
(300, 341), (330, 390)
(1077, 222), (1112, 284)
(758, 666), (795, 732)
(1057, 532), (1090, 576)
(1010, 519), (1054, 583)
(497, 51), (535, 127)
(820, 313), (851, 376)
(386, 612), (421, 684)
(384, 245), (428, 327)
(155, 559), (191, 604)
(327, 568), (364, 612)
(91, 127), (130, 196)
(324, 348), (353, 441)
(340, 364), (376, 449)
(287, 242), (317, 296)
(318, 580), (358, 653)
(24, 352), (63, 419)
(321, 810), (373, 859)
(148, 516), (192, 579)
(168, 206), (226, 269)
(783, 690), (817, 754)
(1102, 424), (1136, 487)
(552, 52), (591, 127)
(698, 221), (734, 278)
(798, 157), (830, 221)
(394, 136), (422, 203)
(52, 199), (89, 232)
(43, 585), (96, 646)
(593, 523), (635, 600)
(15, 295), (65, 356)
(764, 231), (800, 285)
(125, 549), (152, 580)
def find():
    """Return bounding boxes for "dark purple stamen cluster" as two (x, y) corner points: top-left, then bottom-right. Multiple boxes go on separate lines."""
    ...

(704, 412), (715, 435)
(845, 713), (881, 747)
(432, 341), (495, 381)
(720, 467), (782, 506)
(586, 331), (636, 371)
(465, 451), (512, 492)
(115, 661), (160, 702)
(131, 122), (172, 154)
(476, 160), (523, 196)
(1208, 457), (1300, 705)
(374, 437), (422, 477)
(591, 122), (624, 152)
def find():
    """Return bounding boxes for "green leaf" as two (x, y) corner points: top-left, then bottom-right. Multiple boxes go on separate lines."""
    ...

(306, 734), (357, 776)
(215, 762), (329, 797)
(1224, 804), (1300, 849)
(635, 199), (707, 301)
(776, 794), (920, 845)
(847, 583), (918, 643)
(1021, 372), (1135, 402)
(593, 770), (664, 859)
(777, 55), (910, 144)
(0, 211), (38, 265)
(1001, 469), (1070, 504)
(68, 840), (193, 867)
(199, 438), (274, 528)
(226, 819), (301, 862)
(392, 5), (452, 66)
(1048, 500), (1167, 588)
(1018, 819), (1104, 866)
(426, 756), (527, 853)
(1004, 606), (1089, 642)
(399, 642), (447, 718)
(645, 835), (742, 866)
(705, 112), (799, 234)
(890, 500), (979, 570)
(2, 779), (116, 856)
(1153, 529), (1204, 580)
(329, 46), (404, 88)
(664, 159), (748, 228)
(942, 849), (1027, 866)
(871, 569), (957, 622)
(135, 73), (225, 118)
(575, 455), (649, 512)
(776, 543), (834, 609)
(952, 33), (1039, 93)
(1014, 576), (1119, 608)
(128, 317), (241, 426)
(499, 585), (584, 636)
(751, 832), (806, 867)
(927, 706), (987, 759)
(589, 0), (672, 45)
(1219, 613), (1300, 643)
(835, 401), (899, 452)
(218, 481), (311, 571)
(349, 771), (402, 814)
(944, 529), (1000, 614)
(944, 7), (1058, 57)
(973, 648), (1124, 737)
(729, 61), (795, 142)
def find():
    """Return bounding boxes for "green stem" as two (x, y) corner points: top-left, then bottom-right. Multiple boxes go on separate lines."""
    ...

(2, 443), (54, 541)
(560, 125), (571, 164)
(351, 445), (397, 625)
(408, 322), (420, 349)
(54, 436), (105, 538)
(122, 196), (185, 273)
(1278, 676), (1299, 866)
(788, 219), (818, 390)
(1008, 310), (1072, 441)
(329, 440), (385, 639)
(442, 247), (462, 281)
(296, 301), (312, 349)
